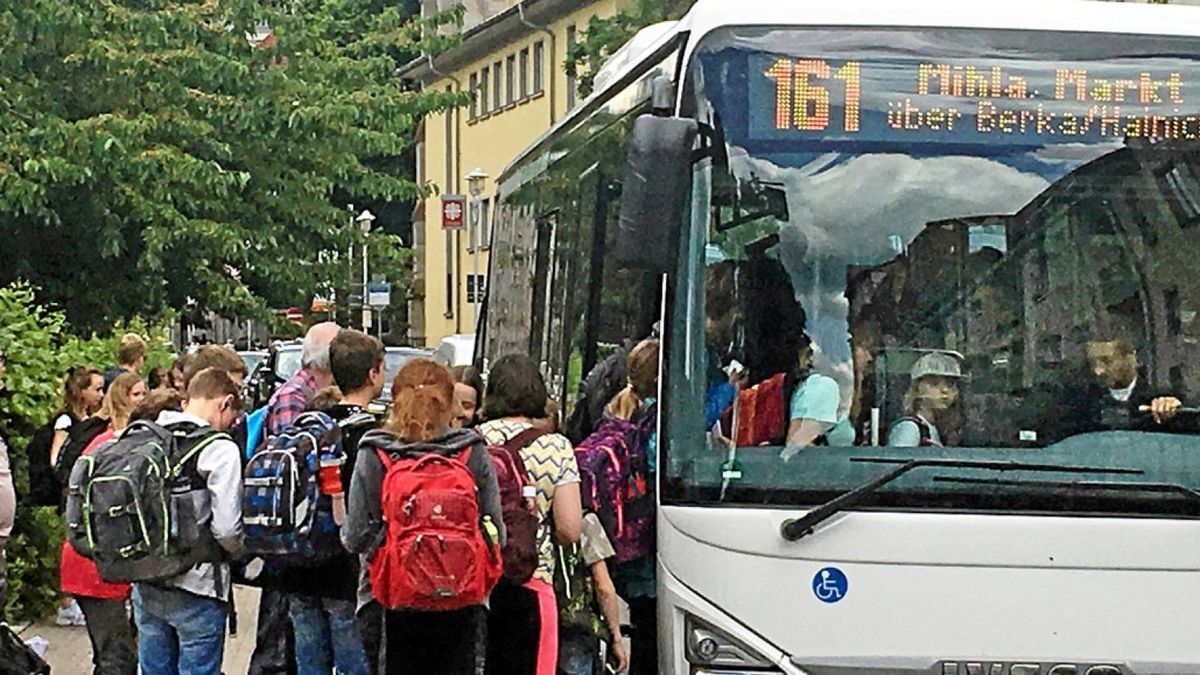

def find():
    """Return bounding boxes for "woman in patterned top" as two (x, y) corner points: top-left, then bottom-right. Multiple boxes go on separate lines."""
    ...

(478, 354), (582, 675)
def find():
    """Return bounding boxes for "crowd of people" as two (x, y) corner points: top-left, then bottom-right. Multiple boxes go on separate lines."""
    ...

(0, 325), (660, 675)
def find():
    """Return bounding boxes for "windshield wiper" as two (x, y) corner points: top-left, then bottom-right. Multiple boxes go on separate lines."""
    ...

(931, 476), (1200, 502)
(779, 458), (1143, 542)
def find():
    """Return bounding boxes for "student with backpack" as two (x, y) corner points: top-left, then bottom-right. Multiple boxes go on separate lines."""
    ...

(478, 354), (583, 675)
(274, 330), (383, 675)
(535, 406), (628, 674)
(343, 358), (504, 675)
(130, 368), (245, 675)
(251, 322), (339, 675)
(59, 372), (147, 675)
(25, 367), (105, 508)
(55, 372), (148, 627)
(575, 340), (659, 675)
(555, 512), (629, 675)
(887, 352), (963, 447)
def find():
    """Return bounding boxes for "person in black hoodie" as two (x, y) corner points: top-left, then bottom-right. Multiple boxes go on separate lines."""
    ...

(343, 358), (504, 675)
(279, 330), (384, 675)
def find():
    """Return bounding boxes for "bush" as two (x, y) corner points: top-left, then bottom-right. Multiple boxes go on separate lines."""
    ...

(3, 508), (63, 623)
(0, 281), (174, 622)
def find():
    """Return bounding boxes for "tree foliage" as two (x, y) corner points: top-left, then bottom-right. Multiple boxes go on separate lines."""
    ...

(565, 0), (694, 98)
(0, 0), (465, 333)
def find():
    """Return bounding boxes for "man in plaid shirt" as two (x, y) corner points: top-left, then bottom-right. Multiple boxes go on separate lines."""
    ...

(265, 322), (341, 434)
(249, 321), (341, 675)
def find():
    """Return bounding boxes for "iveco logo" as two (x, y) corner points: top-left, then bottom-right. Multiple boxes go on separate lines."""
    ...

(940, 663), (1125, 675)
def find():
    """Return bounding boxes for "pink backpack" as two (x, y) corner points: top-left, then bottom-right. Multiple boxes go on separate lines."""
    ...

(574, 411), (655, 563)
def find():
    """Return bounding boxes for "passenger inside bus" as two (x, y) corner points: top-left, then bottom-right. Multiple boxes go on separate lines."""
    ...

(886, 352), (965, 447)
(786, 332), (853, 448)
(704, 260), (742, 429)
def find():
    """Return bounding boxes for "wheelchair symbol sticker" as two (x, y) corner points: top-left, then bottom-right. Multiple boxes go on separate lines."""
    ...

(812, 567), (848, 603)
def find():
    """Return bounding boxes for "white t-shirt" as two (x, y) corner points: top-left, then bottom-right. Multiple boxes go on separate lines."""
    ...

(0, 435), (14, 539)
(54, 414), (73, 432)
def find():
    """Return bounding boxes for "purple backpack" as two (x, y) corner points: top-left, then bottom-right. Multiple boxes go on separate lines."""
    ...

(575, 411), (655, 563)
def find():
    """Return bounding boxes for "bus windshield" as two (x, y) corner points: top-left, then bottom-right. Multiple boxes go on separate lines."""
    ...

(670, 26), (1200, 515)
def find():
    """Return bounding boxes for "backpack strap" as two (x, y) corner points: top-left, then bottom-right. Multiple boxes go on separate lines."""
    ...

(167, 424), (232, 482)
(895, 416), (933, 446)
(339, 412), (378, 429)
(499, 427), (547, 456)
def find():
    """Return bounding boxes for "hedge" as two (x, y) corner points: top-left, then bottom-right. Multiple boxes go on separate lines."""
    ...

(0, 282), (174, 622)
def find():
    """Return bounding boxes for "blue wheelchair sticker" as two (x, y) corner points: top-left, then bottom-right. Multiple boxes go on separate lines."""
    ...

(812, 567), (848, 603)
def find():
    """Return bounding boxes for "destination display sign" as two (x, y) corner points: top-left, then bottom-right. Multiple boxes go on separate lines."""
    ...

(748, 54), (1198, 144)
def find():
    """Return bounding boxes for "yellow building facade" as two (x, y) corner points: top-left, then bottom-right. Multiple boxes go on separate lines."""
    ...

(403, 0), (622, 347)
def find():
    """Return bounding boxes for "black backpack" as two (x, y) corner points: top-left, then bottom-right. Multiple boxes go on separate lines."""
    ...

(23, 421), (60, 507)
(0, 624), (50, 675)
(52, 416), (108, 486)
(65, 420), (230, 582)
(566, 344), (631, 445)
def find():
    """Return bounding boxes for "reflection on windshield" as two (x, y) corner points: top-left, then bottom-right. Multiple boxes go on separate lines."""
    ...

(692, 28), (1200, 459)
(380, 350), (431, 401)
(276, 350), (302, 382)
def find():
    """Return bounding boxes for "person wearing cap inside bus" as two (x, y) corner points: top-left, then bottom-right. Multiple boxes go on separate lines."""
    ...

(887, 352), (964, 447)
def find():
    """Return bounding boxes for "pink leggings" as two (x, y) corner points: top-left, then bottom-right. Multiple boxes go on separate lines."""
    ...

(485, 577), (558, 675)
(527, 578), (558, 675)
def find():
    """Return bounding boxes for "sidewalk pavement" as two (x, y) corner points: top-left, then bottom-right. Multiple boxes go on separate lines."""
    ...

(18, 585), (262, 675)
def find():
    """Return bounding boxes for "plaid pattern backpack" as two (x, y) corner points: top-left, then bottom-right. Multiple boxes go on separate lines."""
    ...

(242, 411), (349, 563)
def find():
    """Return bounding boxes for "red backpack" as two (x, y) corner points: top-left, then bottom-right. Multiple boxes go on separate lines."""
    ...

(369, 447), (502, 611)
(483, 427), (546, 584)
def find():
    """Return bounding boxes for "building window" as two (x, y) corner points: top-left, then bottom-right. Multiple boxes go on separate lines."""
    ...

(493, 61), (502, 111)
(532, 41), (545, 94)
(479, 67), (490, 115)
(480, 198), (491, 249)
(519, 48), (530, 99)
(467, 274), (487, 304)
(506, 54), (516, 106)
(566, 25), (577, 109)
(468, 72), (478, 120)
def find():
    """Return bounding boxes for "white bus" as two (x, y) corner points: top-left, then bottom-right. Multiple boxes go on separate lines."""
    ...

(482, 1), (1200, 672)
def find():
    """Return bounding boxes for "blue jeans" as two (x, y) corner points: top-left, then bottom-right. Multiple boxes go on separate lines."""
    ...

(288, 594), (370, 675)
(133, 584), (228, 675)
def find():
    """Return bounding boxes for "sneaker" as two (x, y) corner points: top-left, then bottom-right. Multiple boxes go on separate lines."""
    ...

(55, 599), (86, 627)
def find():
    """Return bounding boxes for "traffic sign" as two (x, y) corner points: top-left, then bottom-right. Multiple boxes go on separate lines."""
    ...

(367, 282), (391, 308)
(284, 307), (303, 323)
(441, 194), (466, 230)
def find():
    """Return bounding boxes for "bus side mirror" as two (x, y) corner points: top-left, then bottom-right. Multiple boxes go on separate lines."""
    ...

(615, 114), (699, 271)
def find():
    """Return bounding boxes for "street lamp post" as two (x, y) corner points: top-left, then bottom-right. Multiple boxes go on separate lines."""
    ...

(356, 209), (376, 333)
(466, 168), (488, 331)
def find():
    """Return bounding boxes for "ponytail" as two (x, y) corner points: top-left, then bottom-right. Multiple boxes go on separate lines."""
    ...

(607, 385), (643, 422)
(605, 338), (660, 422)
(386, 359), (456, 442)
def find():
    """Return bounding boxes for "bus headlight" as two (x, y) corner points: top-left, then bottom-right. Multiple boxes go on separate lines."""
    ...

(685, 614), (779, 671)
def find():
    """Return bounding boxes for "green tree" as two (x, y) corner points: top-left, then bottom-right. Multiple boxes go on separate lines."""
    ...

(565, 0), (694, 98)
(0, 0), (464, 333)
